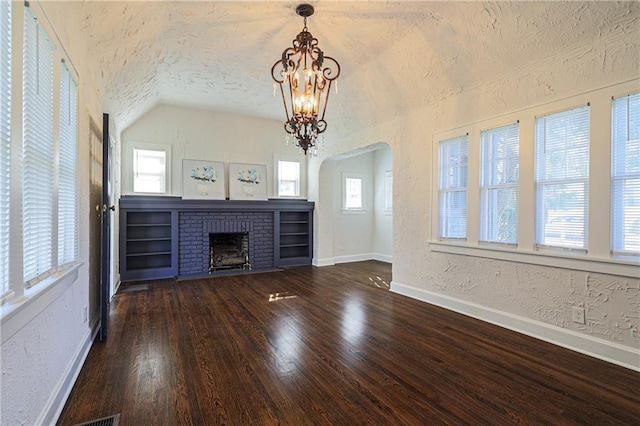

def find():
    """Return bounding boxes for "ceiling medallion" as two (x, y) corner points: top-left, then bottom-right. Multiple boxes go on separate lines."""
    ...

(271, 3), (341, 156)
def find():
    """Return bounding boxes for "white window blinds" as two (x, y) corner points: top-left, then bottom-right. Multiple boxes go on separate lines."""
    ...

(612, 93), (640, 256)
(58, 62), (78, 265)
(23, 8), (54, 283)
(0, 0), (10, 295)
(480, 123), (519, 244)
(439, 135), (468, 239)
(535, 105), (590, 250)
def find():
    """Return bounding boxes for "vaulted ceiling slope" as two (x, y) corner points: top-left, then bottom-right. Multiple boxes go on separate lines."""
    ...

(77, 1), (639, 136)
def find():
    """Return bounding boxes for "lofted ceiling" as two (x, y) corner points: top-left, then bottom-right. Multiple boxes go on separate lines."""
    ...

(76, 1), (639, 136)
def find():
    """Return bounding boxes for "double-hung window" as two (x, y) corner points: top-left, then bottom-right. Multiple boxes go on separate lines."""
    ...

(439, 135), (468, 239)
(480, 123), (519, 244)
(277, 159), (301, 197)
(0, 0), (10, 296)
(611, 93), (640, 256)
(133, 147), (167, 194)
(535, 105), (590, 250)
(58, 62), (78, 265)
(23, 8), (55, 284)
(343, 174), (364, 211)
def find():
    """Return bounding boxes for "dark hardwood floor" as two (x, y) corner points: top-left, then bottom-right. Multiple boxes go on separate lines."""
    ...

(58, 261), (639, 425)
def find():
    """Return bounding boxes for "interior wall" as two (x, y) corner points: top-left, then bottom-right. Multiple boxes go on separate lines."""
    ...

(308, 15), (639, 367)
(331, 151), (375, 262)
(0, 2), (104, 424)
(121, 105), (299, 199)
(373, 147), (393, 262)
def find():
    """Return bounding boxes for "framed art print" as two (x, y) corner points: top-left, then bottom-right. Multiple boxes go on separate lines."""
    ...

(182, 159), (226, 200)
(228, 163), (268, 200)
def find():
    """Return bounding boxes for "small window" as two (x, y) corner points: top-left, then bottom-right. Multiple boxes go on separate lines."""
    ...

(278, 160), (300, 197)
(133, 147), (167, 194)
(611, 93), (640, 256)
(535, 105), (590, 250)
(439, 135), (468, 239)
(343, 174), (364, 212)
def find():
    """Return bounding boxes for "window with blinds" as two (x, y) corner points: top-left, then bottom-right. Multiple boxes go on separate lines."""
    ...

(439, 135), (468, 239)
(0, 0), (10, 296)
(23, 8), (54, 284)
(535, 105), (590, 250)
(58, 62), (78, 265)
(612, 93), (640, 256)
(480, 122), (519, 244)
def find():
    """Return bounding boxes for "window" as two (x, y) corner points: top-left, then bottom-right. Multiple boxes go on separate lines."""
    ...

(384, 170), (393, 213)
(133, 147), (167, 193)
(0, 0), (10, 296)
(343, 174), (364, 211)
(439, 135), (468, 239)
(23, 7), (54, 283)
(612, 93), (640, 256)
(535, 105), (590, 250)
(480, 122), (519, 244)
(58, 62), (78, 265)
(277, 159), (300, 197)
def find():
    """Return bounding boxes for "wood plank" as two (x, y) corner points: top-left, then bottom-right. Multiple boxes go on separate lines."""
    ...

(58, 261), (640, 425)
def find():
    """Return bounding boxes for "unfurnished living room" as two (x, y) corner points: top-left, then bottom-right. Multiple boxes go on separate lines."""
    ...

(1, 1), (639, 425)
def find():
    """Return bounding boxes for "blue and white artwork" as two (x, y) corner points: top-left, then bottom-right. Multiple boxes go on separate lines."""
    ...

(228, 163), (268, 200)
(182, 159), (226, 200)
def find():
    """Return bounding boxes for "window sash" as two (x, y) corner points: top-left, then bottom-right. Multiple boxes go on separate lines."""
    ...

(58, 62), (78, 265)
(534, 105), (590, 250)
(278, 160), (300, 197)
(23, 8), (54, 283)
(439, 135), (468, 239)
(611, 93), (640, 255)
(480, 123), (519, 244)
(133, 148), (166, 193)
(345, 177), (363, 210)
(0, 0), (10, 295)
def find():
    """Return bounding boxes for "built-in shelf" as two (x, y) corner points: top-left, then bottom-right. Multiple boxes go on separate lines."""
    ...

(119, 196), (314, 282)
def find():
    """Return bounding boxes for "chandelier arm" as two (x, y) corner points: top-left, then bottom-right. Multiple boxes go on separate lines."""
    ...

(321, 56), (341, 81)
(278, 83), (292, 123)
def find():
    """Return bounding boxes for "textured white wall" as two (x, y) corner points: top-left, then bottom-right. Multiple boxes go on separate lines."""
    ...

(373, 147), (393, 261)
(331, 152), (375, 260)
(121, 105), (299, 199)
(0, 2), (103, 424)
(307, 13), (640, 361)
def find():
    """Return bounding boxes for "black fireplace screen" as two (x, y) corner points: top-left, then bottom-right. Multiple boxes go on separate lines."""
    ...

(208, 232), (251, 272)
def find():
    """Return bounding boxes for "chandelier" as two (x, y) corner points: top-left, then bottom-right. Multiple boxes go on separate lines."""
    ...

(271, 4), (340, 155)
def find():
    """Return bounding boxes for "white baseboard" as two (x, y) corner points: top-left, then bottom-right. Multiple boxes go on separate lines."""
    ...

(334, 253), (374, 264)
(313, 258), (336, 267)
(314, 254), (393, 266)
(372, 253), (393, 263)
(390, 281), (640, 372)
(38, 321), (99, 425)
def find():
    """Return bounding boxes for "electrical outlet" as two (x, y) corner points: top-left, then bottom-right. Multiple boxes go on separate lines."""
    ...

(572, 306), (585, 324)
(83, 306), (88, 324)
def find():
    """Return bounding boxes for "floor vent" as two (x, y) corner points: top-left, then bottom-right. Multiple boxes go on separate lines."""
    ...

(71, 414), (120, 426)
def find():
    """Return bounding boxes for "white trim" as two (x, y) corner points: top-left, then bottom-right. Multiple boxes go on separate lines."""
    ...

(373, 253), (393, 263)
(428, 241), (639, 279)
(390, 281), (640, 372)
(39, 320), (99, 425)
(0, 263), (81, 343)
(312, 257), (336, 267)
(334, 253), (375, 264)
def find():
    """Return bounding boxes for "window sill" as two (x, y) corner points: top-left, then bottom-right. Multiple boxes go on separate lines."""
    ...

(0, 262), (82, 344)
(427, 241), (638, 279)
(342, 209), (367, 215)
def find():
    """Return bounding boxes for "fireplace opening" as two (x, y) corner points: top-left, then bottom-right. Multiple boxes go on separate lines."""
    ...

(209, 232), (251, 273)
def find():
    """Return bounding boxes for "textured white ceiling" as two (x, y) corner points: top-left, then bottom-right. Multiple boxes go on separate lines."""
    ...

(77, 1), (639, 135)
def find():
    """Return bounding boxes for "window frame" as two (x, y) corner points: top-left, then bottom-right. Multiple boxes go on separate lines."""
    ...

(479, 122), (520, 245)
(126, 141), (172, 195)
(429, 79), (638, 279)
(1, 2), (82, 328)
(611, 93), (640, 258)
(274, 154), (306, 199)
(342, 172), (366, 214)
(438, 134), (469, 240)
